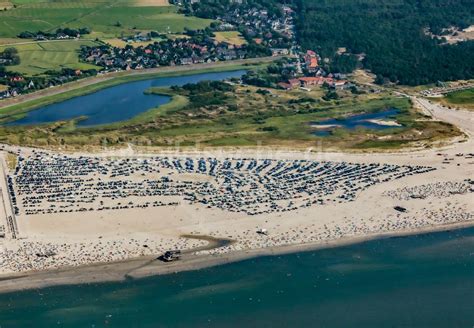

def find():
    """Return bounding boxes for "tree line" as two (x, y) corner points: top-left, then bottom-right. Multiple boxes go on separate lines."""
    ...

(293, 0), (474, 85)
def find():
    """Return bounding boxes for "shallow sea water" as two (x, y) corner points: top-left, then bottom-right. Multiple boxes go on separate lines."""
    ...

(0, 227), (473, 327)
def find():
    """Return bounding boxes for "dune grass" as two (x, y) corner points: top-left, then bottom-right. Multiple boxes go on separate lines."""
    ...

(0, 92), (461, 150)
(429, 88), (474, 111)
(5, 152), (17, 170)
(444, 88), (474, 110)
(0, 58), (461, 150)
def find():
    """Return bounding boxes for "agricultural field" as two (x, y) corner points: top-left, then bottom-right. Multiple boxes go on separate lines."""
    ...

(0, 40), (101, 75)
(0, 38), (24, 45)
(131, 0), (170, 6)
(0, 1), (13, 9)
(0, 1), (213, 38)
(10, 0), (50, 4)
(0, 0), (213, 76)
(166, 34), (190, 40)
(213, 31), (247, 46)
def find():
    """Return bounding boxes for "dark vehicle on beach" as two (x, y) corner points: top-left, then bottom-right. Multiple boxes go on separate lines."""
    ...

(394, 206), (407, 213)
(159, 250), (181, 262)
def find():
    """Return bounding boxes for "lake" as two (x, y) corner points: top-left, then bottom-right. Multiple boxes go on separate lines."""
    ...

(0, 227), (473, 327)
(312, 108), (402, 136)
(6, 70), (246, 127)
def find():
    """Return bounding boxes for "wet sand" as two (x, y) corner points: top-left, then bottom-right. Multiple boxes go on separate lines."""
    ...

(0, 221), (472, 294)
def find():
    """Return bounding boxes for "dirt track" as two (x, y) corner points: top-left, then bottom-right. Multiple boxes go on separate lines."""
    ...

(414, 97), (474, 137)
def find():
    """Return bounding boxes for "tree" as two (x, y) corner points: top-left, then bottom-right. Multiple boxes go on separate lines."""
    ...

(295, 0), (474, 85)
(322, 90), (339, 101)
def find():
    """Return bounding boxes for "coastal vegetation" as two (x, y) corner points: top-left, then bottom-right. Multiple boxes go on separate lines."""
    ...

(5, 152), (17, 170)
(0, 71), (462, 149)
(434, 88), (474, 110)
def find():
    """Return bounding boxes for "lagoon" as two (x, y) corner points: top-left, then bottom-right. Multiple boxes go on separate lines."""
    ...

(0, 227), (473, 327)
(6, 70), (246, 127)
(313, 108), (402, 136)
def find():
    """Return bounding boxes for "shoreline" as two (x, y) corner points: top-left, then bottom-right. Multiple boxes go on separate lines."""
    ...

(0, 97), (471, 295)
(0, 220), (472, 294)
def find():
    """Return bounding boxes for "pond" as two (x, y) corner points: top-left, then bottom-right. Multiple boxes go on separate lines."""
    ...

(6, 70), (246, 127)
(312, 108), (402, 136)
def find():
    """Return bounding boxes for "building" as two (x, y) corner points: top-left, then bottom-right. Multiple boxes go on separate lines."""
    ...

(299, 77), (333, 88)
(9, 76), (24, 83)
(271, 48), (290, 56)
(278, 78), (301, 90)
(304, 50), (319, 71)
(332, 80), (348, 89)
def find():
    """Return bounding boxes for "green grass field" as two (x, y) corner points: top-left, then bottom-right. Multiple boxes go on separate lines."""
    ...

(0, 0), (214, 76)
(445, 88), (474, 110)
(0, 40), (101, 75)
(430, 88), (474, 111)
(213, 31), (247, 46)
(0, 0), (214, 38)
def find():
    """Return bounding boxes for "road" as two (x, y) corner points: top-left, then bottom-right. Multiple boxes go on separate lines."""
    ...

(414, 96), (474, 137)
(0, 152), (17, 240)
(0, 38), (98, 47)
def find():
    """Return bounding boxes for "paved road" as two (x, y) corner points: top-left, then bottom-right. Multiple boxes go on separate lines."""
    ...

(0, 153), (16, 240)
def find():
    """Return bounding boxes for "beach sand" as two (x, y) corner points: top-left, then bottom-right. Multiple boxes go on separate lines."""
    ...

(0, 221), (472, 295)
(0, 98), (472, 293)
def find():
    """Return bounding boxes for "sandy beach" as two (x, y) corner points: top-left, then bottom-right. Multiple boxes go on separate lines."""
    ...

(0, 97), (472, 293)
(0, 219), (472, 294)
(366, 119), (402, 126)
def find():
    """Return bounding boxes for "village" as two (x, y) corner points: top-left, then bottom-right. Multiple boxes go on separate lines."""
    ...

(0, 67), (97, 100)
(0, 0), (350, 100)
(79, 0), (296, 71)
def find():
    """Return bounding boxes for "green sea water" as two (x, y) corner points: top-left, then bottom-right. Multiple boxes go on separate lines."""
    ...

(0, 228), (473, 327)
